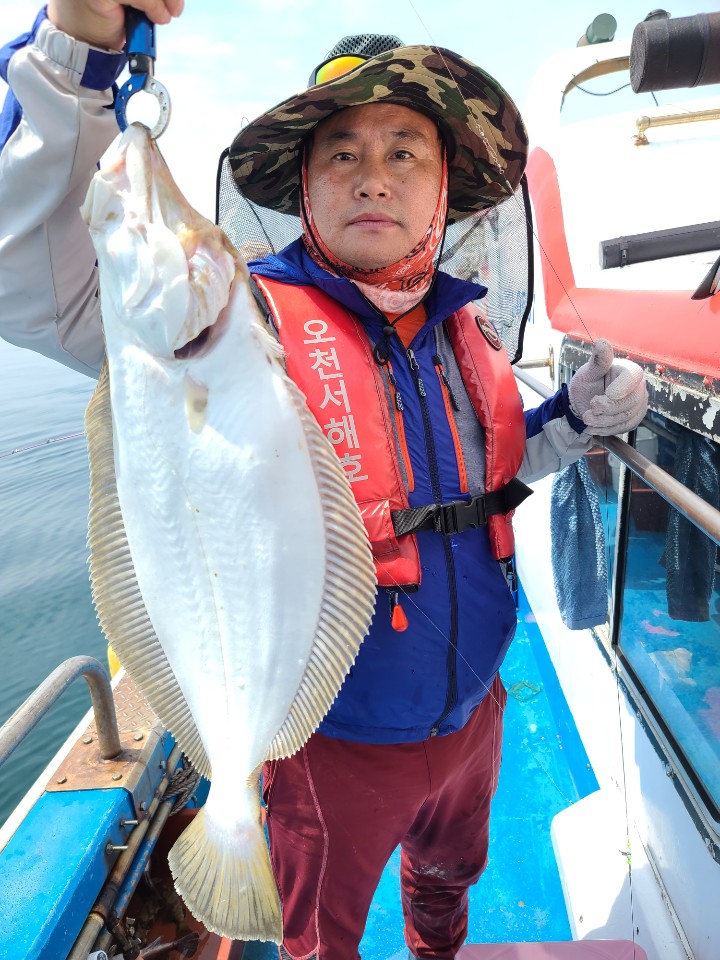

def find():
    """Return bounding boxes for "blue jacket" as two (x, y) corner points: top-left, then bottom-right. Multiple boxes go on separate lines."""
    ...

(250, 240), (586, 744)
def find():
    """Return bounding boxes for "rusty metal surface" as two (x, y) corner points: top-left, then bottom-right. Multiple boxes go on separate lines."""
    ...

(46, 673), (167, 808)
(559, 339), (720, 443)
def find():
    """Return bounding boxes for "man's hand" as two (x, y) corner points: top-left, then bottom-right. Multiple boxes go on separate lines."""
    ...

(47, 0), (185, 52)
(568, 339), (648, 436)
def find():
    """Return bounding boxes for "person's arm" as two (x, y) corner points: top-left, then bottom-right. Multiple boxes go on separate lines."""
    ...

(518, 340), (648, 482)
(0, 1), (182, 377)
(0, 11), (124, 375)
(518, 384), (592, 483)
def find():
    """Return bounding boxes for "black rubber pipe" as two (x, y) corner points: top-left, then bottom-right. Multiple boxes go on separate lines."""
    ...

(631, 12), (720, 92)
(600, 221), (720, 270)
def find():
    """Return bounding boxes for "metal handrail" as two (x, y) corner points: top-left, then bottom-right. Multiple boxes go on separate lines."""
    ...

(0, 656), (121, 768)
(635, 107), (720, 144)
(514, 366), (720, 548)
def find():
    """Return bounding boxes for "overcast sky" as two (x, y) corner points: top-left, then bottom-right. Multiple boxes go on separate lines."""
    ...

(2, 1), (717, 216)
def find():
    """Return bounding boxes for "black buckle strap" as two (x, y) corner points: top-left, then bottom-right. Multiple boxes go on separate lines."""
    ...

(434, 496), (488, 534)
(392, 478), (532, 537)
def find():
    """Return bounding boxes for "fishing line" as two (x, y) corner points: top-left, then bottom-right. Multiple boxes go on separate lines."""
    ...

(385, 566), (576, 804)
(407, 0), (597, 347)
(403, 2), (638, 949)
(0, 431), (84, 461)
(568, 80), (632, 96)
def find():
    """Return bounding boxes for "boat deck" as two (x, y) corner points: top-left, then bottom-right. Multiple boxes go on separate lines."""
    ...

(0, 568), (600, 959)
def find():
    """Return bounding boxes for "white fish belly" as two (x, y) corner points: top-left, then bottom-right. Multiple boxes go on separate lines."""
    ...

(109, 323), (327, 780)
(82, 124), (376, 941)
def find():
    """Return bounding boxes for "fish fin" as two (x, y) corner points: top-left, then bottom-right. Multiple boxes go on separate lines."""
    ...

(250, 308), (285, 363)
(168, 780), (282, 942)
(266, 374), (377, 761)
(85, 361), (212, 781)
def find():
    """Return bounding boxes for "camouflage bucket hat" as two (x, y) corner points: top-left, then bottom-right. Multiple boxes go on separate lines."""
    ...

(228, 35), (528, 224)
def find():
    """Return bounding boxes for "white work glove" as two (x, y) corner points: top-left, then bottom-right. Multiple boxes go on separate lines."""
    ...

(568, 339), (648, 436)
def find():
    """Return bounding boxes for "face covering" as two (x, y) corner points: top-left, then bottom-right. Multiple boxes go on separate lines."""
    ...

(300, 150), (448, 314)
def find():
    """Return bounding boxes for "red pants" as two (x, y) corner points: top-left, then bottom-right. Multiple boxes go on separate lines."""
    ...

(263, 675), (507, 960)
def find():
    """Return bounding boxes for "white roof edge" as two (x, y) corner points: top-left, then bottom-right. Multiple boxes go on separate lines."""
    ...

(523, 39), (632, 144)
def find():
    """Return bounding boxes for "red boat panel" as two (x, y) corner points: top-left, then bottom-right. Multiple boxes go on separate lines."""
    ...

(527, 146), (720, 378)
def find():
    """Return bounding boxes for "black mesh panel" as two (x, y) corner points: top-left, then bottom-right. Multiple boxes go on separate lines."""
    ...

(217, 148), (303, 259)
(324, 34), (403, 59)
(216, 150), (533, 364)
(437, 175), (534, 364)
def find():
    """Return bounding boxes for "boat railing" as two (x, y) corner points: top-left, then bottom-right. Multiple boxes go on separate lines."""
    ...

(562, 55), (631, 100)
(0, 655), (121, 770)
(514, 366), (720, 547)
(635, 106), (720, 145)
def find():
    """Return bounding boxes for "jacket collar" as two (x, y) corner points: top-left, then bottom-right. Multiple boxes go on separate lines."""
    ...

(248, 238), (487, 338)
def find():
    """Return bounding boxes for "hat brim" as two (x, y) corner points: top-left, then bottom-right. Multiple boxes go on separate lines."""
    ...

(228, 45), (528, 224)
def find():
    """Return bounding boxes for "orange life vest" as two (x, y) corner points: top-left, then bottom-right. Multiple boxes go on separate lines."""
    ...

(252, 276), (526, 586)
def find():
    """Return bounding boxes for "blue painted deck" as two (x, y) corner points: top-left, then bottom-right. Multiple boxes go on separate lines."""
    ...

(247, 587), (598, 959)
(0, 789), (136, 960)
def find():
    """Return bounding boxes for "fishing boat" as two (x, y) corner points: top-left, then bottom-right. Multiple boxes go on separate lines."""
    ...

(1, 9), (719, 960)
(513, 9), (720, 960)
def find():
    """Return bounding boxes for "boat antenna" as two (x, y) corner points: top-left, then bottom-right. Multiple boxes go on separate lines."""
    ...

(576, 13), (617, 47)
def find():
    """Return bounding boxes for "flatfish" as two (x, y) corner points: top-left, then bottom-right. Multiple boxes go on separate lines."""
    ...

(81, 122), (377, 942)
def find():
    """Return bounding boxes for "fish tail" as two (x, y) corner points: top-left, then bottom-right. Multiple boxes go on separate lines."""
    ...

(168, 791), (282, 943)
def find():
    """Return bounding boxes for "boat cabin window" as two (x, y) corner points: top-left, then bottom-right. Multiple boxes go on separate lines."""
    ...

(595, 414), (720, 818)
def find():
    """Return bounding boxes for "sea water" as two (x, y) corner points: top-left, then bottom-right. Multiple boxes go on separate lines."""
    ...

(0, 338), (103, 827)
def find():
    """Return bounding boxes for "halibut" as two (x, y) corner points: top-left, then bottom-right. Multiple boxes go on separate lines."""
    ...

(81, 123), (376, 942)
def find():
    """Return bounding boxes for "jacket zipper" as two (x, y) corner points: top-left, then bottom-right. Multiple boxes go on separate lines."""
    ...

(406, 349), (460, 737)
(386, 363), (415, 493)
(433, 355), (468, 494)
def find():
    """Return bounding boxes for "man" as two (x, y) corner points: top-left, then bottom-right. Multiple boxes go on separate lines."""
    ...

(0, 4), (647, 959)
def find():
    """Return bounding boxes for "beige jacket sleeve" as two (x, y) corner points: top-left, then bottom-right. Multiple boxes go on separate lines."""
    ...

(0, 17), (123, 377)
